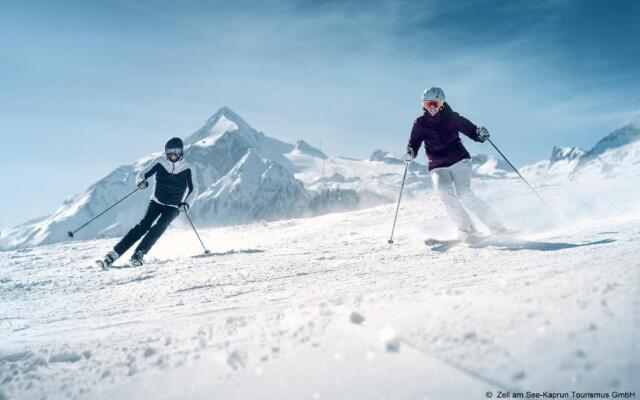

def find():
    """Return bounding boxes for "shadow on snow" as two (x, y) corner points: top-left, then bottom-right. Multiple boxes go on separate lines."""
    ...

(474, 238), (616, 252)
(429, 238), (616, 253)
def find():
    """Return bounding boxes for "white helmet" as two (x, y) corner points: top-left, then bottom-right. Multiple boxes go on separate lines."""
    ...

(422, 87), (445, 102)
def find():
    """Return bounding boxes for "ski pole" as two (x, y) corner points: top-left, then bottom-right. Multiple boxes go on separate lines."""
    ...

(67, 187), (140, 238)
(183, 210), (210, 255)
(487, 138), (558, 217)
(388, 160), (410, 244)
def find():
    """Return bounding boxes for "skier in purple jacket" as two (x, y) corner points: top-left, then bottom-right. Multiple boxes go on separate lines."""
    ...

(405, 87), (509, 242)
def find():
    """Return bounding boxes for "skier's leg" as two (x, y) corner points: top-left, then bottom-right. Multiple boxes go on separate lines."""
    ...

(113, 202), (162, 256)
(450, 159), (504, 230)
(134, 205), (180, 255)
(431, 166), (476, 234)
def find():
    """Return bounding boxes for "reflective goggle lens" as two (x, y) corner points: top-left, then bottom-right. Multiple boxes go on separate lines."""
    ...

(424, 100), (442, 109)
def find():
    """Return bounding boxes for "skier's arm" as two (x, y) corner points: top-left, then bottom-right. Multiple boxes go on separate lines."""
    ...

(136, 162), (159, 183)
(407, 120), (423, 158)
(134, 162), (159, 188)
(143, 163), (160, 180)
(181, 168), (198, 208)
(452, 113), (482, 142)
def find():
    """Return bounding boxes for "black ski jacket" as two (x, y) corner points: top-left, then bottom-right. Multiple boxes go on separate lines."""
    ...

(137, 158), (197, 208)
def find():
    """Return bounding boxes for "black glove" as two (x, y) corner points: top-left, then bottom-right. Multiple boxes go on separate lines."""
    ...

(476, 126), (490, 143)
(137, 179), (149, 190)
(403, 148), (415, 162)
(179, 202), (190, 212)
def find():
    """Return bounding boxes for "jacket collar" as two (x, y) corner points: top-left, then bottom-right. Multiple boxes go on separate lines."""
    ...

(158, 156), (190, 174)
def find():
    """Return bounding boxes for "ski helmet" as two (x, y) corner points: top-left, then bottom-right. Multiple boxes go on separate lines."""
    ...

(165, 137), (184, 162)
(422, 87), (445, 102)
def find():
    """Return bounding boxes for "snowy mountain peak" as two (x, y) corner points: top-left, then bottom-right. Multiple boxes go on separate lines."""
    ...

(369, 149), (389, 161)
(185, 106), (259, 146)
(588, 120), (640, 158)
(204, 106), (247, 131)
(185, 107), (296, 171)
(369, 150), (403, 165)
(520, 116), (640, 180)
(293, 140), (328, 159)
(550, 146), (586, 164)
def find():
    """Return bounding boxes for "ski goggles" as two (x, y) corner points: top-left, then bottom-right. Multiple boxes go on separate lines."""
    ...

(165, 148), (183, 156)
(423, 100), (443, 109)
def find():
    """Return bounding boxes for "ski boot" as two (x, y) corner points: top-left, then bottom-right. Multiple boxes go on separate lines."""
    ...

(130, 250), (145, 267)
(96, 251), (118, 270)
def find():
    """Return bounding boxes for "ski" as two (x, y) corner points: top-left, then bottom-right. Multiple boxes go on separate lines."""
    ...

(424, 238), (461, 246)
(95, 260), (144, 270)
(424, 238), (462, 251)
(424, 236), (488, 246)
(424, 233), (522, 250)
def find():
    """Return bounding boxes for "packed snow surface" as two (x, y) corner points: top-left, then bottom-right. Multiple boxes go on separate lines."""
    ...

(2, 172), (640, 399)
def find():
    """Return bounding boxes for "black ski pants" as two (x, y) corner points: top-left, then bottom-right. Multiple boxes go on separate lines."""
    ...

(113, 201), (179, 256)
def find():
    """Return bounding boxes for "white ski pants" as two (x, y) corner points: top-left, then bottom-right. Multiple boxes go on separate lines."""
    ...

(430, 158), (503, 234)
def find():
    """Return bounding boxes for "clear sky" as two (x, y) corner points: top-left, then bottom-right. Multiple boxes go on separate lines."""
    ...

(1, 0), (639, 228)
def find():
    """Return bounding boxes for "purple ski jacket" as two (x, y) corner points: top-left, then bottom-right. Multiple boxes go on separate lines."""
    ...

(408, 102), (483, 171)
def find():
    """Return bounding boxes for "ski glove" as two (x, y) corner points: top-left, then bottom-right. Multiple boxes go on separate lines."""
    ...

(476, 127), (490, 143)
(179, 202), (190, 213)
(137, 179), (149, 190)
(403, 148), (415, 162)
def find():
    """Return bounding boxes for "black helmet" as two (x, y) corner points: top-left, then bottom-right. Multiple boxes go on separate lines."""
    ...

(165, 137), (184, 162)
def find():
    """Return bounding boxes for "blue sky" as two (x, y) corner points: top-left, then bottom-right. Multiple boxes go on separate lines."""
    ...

(1, 0), (639, 228)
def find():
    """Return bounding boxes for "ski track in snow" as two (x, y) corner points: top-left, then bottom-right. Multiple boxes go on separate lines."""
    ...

(1, 179), (640, 399)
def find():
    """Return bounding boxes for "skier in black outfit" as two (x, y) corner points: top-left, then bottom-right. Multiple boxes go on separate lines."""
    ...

(99, 137), (197, 268)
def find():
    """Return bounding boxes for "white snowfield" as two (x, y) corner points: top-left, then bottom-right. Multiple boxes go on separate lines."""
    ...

(2, 168), (640, 399)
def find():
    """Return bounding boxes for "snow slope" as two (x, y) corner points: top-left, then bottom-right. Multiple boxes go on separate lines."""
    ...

(2, 172), (640, 399)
